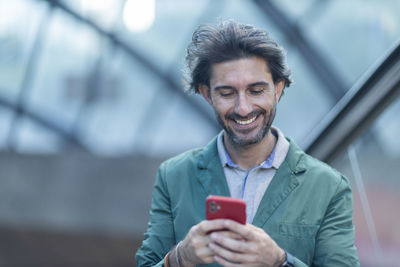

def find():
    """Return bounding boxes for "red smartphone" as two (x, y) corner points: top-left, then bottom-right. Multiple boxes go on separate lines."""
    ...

(206, 195), (246, 225)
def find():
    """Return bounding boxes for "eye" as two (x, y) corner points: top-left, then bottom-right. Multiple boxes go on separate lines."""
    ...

(250, 88), (265, 95)
(219, 89), (234, 97)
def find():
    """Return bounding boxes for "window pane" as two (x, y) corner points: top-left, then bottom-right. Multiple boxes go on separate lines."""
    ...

(15, 116), (64, 154)
(0, 0), (47, 101)
(60, 0), (124, 30)
(304, 0), (400, 85)
(28, 9), (102, 130)
(76, 46), (166, 155)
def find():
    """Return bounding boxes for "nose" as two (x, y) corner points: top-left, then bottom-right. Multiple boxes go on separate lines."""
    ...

(234, 93), (252, 117)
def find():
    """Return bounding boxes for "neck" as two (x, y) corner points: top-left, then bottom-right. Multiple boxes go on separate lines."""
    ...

(224, 130), (277, 170)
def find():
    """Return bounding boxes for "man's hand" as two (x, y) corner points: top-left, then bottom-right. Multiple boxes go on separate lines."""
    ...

(170, 219), (229, 267)
(208, 220), (286, 267)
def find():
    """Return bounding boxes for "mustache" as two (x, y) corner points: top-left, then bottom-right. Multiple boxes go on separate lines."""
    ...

(225, 109), (265, 121)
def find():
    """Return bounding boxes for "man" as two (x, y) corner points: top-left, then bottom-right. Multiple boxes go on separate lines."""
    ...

(136, 20), (359, 267)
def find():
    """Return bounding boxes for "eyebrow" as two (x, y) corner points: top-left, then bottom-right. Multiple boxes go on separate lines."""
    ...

(213, 81), (270, 91)
(248, 81), (270, 88)
(214, 85), (235, 91)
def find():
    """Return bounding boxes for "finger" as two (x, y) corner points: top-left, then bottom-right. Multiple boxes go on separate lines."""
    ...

(214, 254), (241, 267)
(180, 236), (215, 265)
(210, 231), (255, 253)
(194, 246), (215, 263)
(195, 219), (229, 235)
(186, 235), (210, 250)
(221, 220), (259, 240)
(218, 231), (244, 241)
(202, 256), (215, 264)
(209, 242), (241, 263)
(210, 242), (256, 266)
(246, 223), (266, 233)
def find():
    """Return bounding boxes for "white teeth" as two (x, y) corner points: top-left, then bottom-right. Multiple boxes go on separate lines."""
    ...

(235, 116), (256, 125)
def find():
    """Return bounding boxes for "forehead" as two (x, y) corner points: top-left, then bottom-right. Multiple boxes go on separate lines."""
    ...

(209, 56), (272, 88)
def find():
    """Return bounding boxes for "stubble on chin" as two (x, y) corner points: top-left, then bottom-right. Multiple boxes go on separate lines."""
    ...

(215, 108), (276, 148)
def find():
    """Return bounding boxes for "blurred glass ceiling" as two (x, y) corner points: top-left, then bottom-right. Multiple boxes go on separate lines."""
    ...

(0, 0), (399, 156)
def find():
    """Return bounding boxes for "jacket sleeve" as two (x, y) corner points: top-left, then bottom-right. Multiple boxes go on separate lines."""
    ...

(135, 164), (176, 267)
(312, 175), (360, 266)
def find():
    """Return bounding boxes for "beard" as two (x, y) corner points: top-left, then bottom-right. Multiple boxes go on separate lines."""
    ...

(215, 106), (276, 148)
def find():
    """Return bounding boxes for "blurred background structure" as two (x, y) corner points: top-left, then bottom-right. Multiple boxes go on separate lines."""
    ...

(0, 0), (399, 266)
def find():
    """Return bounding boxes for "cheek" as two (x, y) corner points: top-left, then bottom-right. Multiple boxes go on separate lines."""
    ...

(213, 100), (233, 114)
(255, 99), (275, 110)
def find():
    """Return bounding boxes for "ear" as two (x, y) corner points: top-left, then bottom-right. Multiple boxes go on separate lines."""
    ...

(275, 80), (285, 102)
(199, 84), (213, 105)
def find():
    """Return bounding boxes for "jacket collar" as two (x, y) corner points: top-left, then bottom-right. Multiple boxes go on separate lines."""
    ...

(196, 136), (231, 197)
(196, 136), (307, 226)
(252, 138), (307, 227)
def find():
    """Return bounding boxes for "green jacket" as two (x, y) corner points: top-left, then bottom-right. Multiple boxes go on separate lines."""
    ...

(135, 137), (359, 266)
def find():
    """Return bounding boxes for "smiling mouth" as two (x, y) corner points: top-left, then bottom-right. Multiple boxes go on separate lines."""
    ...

(234, 116), (257, 125)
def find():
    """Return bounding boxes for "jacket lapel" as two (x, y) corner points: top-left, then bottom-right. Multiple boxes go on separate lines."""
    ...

(194, 136), (307, 226)
(196, 137), (231, 197)
(252, 139), (306, 228)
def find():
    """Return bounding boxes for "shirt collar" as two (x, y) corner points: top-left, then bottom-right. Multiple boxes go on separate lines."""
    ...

(271, 127), (290, 169)
(217, 127), (288, 170)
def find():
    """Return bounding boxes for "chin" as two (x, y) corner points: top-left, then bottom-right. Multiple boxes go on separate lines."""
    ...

(228, 132), (265, 147)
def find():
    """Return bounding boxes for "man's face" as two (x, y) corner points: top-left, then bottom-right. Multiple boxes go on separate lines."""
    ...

(199, 56), (284, 147)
